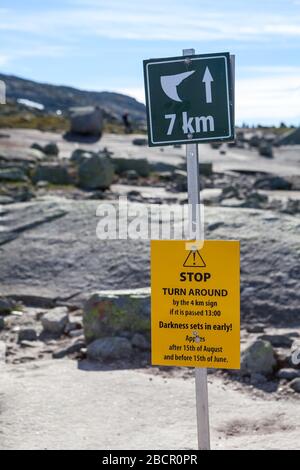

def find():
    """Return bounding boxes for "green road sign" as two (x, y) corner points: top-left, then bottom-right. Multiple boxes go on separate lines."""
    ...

(143, 52), (234, 147)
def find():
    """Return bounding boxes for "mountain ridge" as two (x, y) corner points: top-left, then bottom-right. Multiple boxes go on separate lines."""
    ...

(0, 72), (146, 122)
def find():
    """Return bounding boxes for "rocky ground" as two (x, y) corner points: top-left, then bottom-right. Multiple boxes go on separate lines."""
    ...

(0, 128), (299, 449)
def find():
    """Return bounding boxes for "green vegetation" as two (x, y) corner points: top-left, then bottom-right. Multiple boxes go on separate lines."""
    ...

(0, 113), (69, 132)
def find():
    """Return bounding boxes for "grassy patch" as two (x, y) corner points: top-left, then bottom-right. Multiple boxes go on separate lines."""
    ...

(0, 114), (69, 132)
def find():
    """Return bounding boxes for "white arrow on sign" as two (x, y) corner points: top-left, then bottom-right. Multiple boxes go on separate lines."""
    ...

(160, 70), (195, 102)
(202, 67), (213, 103)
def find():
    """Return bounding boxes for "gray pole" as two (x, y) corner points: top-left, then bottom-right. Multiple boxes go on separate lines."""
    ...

(183, 48), (210, 451)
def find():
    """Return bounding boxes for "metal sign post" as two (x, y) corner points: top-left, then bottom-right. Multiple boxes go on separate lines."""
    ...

(144, 47), (236, 451)
(183, 48), (210, 451)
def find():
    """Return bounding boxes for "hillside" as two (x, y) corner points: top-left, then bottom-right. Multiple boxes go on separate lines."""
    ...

(0, 73), (146, 123)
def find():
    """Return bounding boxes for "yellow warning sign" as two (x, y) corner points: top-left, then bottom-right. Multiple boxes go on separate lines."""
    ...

(151, 240), (240, 369)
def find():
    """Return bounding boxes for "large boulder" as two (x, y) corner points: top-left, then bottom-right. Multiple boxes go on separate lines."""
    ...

(83, 288), (150, 344)
(70, 106), (103, 137)
(112, 157), (150, 177)
(87, 336), (132, 360)
(31, 163), (71, 185)
(241, 339), (277, 376)
(258, 141), (273, 158)
(78, 153), (114, 189)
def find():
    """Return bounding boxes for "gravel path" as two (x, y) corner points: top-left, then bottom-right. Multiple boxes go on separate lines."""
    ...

(0, 359), (299, 450)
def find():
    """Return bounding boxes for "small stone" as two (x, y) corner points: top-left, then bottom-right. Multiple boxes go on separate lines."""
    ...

(44, 142), (59, 156)
(242, 192), (268, 209)
(282, 199), (300, 215)
(113, 157), (150, 177)
(69, 329), (84, 338)
(0, 297), (15, 315)
(124, 169), (139, 180)
(246, 324), (265, 333)
(0, 317), (5, 330)
(19, 353), (36, 362)
(31, 143), (44, 153)
(32, 163), (70, 185)
(20, 340), (42, 348)
(258, 334), (293, 348)
(12, 326), (21, 333)
(36, 180), (48, 189)
(289, 378), (300, 393)
(52, 340), (85, 359)
(131, 333), (150, 351)
(207, 221), (224, 232)
(254, 175), (291, 190)
(41, 307), (69, 335)
(276, 368), (300, 381)
(87, 337), (132, 360)
(18, 328), (38, 343)
(0, 341), (6, 362)
(65, 317), (83, 334)
(11, 310), (23, 317)
(0, 167), (28, 182)
(132, 138), (147, 146)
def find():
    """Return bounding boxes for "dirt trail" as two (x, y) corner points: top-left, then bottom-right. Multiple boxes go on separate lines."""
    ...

(0, 359), (299, 450)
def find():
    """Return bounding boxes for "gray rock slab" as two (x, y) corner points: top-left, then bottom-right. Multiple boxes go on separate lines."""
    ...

(0, 198), (299, 326)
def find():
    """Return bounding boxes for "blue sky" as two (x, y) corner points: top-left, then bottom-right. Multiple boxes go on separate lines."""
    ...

(1, 0), (300, 125)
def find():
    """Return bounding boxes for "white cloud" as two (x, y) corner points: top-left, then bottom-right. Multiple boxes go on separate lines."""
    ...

(236, 71), (300, 124)
(0, 44), (74, 67)
(1, 3), (300, 42)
